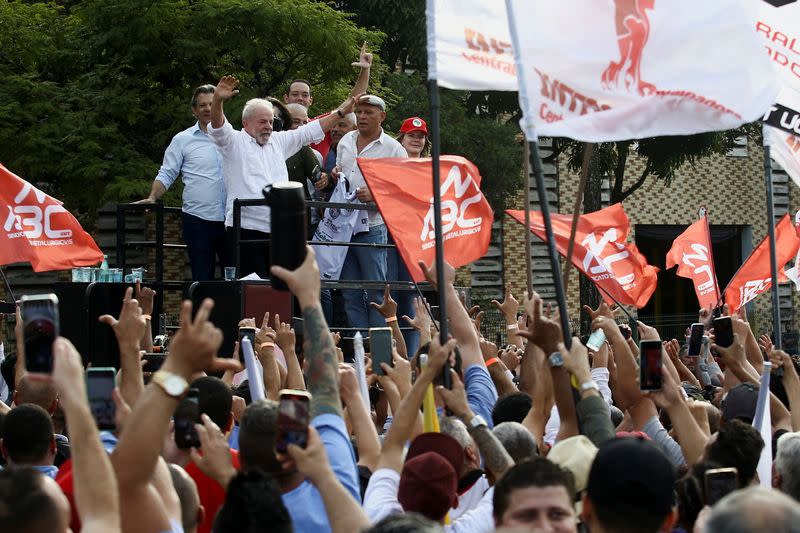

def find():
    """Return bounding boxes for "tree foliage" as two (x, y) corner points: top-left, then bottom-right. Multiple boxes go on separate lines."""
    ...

(0, 0), (380, 224)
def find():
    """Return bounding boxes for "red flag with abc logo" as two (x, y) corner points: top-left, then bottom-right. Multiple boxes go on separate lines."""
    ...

(357, 156), (493, 282)
(506, 203), (658, 308)
(665, 216), (720, 309)
(0, 163), (104, 271)
(724, 214), (800, 312)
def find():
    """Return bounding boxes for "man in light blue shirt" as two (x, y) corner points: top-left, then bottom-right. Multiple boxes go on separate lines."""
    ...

(136, 84), (227, 281)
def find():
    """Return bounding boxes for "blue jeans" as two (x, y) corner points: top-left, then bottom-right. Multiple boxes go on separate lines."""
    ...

(182, 213), (227, 281)
(387, 237), (419, 357)
(340, 224), (388, 333)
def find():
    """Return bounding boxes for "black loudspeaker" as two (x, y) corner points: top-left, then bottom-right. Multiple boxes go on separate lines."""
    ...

(55, 282), (163, 369)
(188, 281), (293, 357)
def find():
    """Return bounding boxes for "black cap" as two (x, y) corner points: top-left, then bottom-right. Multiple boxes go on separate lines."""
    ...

(721, 383), (759, 423)
(587, 437), (675, 516)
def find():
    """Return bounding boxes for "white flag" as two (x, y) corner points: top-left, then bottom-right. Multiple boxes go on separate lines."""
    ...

(753, 362), (773, 489)
(757, 1), (800, 186)
(426, 0), (516, 91)
(506, 0), (779, 142)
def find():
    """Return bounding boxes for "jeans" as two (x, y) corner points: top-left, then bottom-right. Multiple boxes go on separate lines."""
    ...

(386, 237), (419, 357)
(181, 213), (228, 281)
(340, 224), (388, 333)
(225, 227), (271, 279)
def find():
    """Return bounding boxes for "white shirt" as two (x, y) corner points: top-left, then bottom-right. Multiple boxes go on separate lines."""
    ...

(207, 117), (324, 232)
(335, 128), (407, 226)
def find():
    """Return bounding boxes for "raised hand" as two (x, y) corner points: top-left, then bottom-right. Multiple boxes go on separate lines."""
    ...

(637, 320), (660, 341)
(435, 370), (471, 419)
(500, 345), (522, 372)
(418, 259), (456, 290)
(338, 363), (360, 401)
(215, 75), (240, 101)
(403, 296), (432, 333)
(759, 334), (774, 357)
(351, 41), (373, 69)
(273, 313), (296, 352)
(99, 286), (146, 351)
(518, 290), (562, 355)
(135, 280), (156, 317)
(190, 414), (235, 490)
(51, 337), (89, 409)
(492, 288), (519, 322)
(255, 311), (276, 346)
(370, 285), (398, 319)
(582, 301), (616, 321)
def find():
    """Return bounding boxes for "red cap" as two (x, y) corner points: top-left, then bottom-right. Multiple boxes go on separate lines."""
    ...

(400, 117), (428, 135)
(398, 452), (458, 521)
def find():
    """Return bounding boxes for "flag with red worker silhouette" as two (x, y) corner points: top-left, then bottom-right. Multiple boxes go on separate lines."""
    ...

(358, 155), (493, 282)
(0, 164), (103, 271)
(507, 203), (658, 308)
(724, 214), (800, 312)
(666, 216), (720, 309)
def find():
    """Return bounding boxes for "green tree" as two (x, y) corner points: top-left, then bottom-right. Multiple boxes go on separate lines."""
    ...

(0, 0), (381, 224)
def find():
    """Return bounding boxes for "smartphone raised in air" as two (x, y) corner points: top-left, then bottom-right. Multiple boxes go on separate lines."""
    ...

(639, 340), (663, 391)
(586, 328), (606, 352)
(87, 367), (116, 431)
(174, 388), (201, 449)
(712, 316), (733, 348)
(276, 389), (311, 453)
(705, 467), (739, 506)
(20, 294), (60, 374)
(688, 323), (704, 357)
(369, 327), (393, 376)
(239, 326), (257, 349)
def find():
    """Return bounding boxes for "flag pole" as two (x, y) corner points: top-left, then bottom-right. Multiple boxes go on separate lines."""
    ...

(764, 129), (783, 350)
(426, 0), (451, 386)
(0, 267), (16, 304)
(563, 143), (593, 294)
(699, 207), (722, 306)
(529, 142), (573, 346)
(523, 142), (533, 295)
(506, 0), (571, 346)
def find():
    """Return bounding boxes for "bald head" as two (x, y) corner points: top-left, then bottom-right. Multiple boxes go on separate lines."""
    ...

(704, 486), (800, 533)
(13, 376), (58, 414)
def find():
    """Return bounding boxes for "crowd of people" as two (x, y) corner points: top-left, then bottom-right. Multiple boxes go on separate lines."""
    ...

(2, 244), (800, 532)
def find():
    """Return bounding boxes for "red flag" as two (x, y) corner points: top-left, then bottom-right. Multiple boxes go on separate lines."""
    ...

(506, 203), (658, 308)
(1, 164), (104, 272)
(357, 156), (493, 282)
(724, 214), (800, 312)
(666, 217), (719, 309)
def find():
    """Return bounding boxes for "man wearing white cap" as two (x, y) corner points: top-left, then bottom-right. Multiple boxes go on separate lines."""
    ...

(332, 94), (408, 331)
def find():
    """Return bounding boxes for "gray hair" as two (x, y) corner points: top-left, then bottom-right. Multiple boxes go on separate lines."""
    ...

(342, 112), (356, 125)
(777, 432), (800, 502)
(703, 487), (800, 533)
(191, 84), (215, 107)
(440, 416), (472, 449)
(285, 103), (308, 116)
(242, 98), (274, 121)
(492, 422), (538, 464)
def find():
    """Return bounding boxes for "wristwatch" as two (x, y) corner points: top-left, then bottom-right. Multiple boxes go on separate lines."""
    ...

(549, 351), (565, 368)
(580, 380), (599, 394)
(151, 371), (189, 398)
(468, 414), (488, 430)
(336, 108), (345, 118)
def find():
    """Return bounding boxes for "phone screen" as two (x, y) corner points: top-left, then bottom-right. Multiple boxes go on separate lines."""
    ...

(174, 388), (201, 449)
(639, 340), (663, 391)
(87, 369), (116, 430)
(369, 327), (393, 376)
(586, 328), (606, 351)
(22, 295), (60, 374)
(239, 327), (257, 349)
(276, 391), (310, 453)
(705, 468), (739, 505)
(712, 316), (733, 348)
(688, 323), (704, 356)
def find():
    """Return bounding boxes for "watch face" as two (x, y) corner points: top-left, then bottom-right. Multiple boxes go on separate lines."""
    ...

(164, 375), (186, 396)
(549, 352), (564, 367)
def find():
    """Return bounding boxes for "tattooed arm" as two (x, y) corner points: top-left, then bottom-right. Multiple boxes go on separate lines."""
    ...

(271, 247), (342, 419)
(438, 370), (514, 481)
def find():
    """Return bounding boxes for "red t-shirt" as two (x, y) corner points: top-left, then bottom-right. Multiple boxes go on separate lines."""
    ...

(57, 450), (241, 533)
(185, 449), (241, 533)
(310, 112), (333, 160)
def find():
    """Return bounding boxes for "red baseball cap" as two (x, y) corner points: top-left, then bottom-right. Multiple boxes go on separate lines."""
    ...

(400, 117), (428, 135)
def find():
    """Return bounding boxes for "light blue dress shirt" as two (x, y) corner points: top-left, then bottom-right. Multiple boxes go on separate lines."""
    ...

(155, 122), (225, 222)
